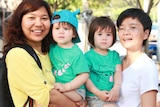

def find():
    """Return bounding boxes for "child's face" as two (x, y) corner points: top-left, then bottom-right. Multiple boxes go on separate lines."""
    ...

(52, 22), (75, 47)
(118, 17), (149, 51)
(94, 28), (113, 52)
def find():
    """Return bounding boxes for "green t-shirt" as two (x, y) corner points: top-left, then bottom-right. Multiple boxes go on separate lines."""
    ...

(49, 44), (89, 89)
(85, 49), (121, 96)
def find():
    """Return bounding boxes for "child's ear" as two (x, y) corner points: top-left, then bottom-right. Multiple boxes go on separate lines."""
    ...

(72, 35), (76, 38)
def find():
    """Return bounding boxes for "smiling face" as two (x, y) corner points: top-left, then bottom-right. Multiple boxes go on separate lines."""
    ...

(118, 17), (149, 52)
(21, 7), (50, 45)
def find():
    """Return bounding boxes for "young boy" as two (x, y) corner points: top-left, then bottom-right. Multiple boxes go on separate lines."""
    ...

(49, 9), (89, 102)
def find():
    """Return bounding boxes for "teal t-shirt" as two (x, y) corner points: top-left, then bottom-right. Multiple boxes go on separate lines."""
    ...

(85, 49), (121, 96)
(49, 44), (89, 89)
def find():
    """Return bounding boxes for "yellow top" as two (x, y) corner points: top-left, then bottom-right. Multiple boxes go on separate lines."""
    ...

(6, 47), (55, 107)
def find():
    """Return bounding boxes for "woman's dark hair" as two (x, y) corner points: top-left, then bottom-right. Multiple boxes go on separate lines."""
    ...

(3, 0), (52, 54)
(116, 8), (152, 45)
(88, 16), (116, 47)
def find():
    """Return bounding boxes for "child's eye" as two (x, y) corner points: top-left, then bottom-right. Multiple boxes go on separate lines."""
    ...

(98, 33), (102, 36)
(53, 26), (59, 29)
(107, 33), (111, 36)
(64, 28), (69, 30)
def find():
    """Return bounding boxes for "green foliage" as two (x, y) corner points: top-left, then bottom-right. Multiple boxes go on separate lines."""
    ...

(107, 0), (133, 21)
(88, 0), (111, 9)
(45, 0), (82, 11)
(45, 0), (158, 22)
(45, 0), (111, 12)
(67, 0), (82, 11)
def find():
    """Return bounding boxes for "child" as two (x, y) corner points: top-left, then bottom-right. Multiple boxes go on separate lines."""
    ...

(49, 9), (89, 102)
(85, 16), (122, 107)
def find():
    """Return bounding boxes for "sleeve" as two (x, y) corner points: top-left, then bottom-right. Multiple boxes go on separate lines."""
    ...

(72, 51), (89, 75)
(113, 50), (122, 65)
(140, 60), (159, 94)
(49, 44), (55, 72)
(85, 52), (92, 69)
(6, 48), (53, 107)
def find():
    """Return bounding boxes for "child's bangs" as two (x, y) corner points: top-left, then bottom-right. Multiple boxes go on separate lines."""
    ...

(59, 22), (73, 29)
(97, 26), (112, 32)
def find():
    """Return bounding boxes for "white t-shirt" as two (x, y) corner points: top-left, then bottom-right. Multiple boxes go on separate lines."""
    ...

(117, 53), (159, 107)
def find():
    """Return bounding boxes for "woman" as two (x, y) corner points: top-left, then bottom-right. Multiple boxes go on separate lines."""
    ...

(116, 8), (159, 107)
(4, 0), (79, 106)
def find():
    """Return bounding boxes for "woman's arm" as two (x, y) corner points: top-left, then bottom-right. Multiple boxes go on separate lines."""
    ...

(7, 48), (54, 107)
(49, 89), (78, 107)
(141, 90), (157, 107)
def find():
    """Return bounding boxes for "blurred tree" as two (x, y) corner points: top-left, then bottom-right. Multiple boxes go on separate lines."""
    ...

(89, 0), (111, 9)
(45, 0), (82, 12)
(106, 0), (160, 21)
(123, 0), (160, 14)
(45, 0), (111, 12)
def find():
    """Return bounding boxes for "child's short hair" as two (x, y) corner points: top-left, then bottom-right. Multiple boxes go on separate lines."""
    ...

(51, 9), (80, 43)
(88, 16), (116, 47)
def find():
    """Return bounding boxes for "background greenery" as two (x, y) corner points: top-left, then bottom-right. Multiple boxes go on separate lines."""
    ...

(45, 0), (160, 22)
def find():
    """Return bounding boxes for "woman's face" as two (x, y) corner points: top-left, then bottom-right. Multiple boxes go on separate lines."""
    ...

(21, 7), (50, 45)
(118, 17), (149, 51)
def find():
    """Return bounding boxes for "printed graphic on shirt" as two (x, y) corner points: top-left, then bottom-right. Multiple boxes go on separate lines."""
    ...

(93, 65), (114, 84)
(53, 62), (71, 76)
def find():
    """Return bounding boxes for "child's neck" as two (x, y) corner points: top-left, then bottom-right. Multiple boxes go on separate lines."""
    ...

(57, 42), (74, 48)
(94, 48), (108, 55)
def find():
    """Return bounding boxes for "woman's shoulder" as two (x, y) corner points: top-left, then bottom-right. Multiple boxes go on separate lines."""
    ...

(7, 47), (30, 55)
(142, 54), (157, 69)
(6, 47), (33, 60)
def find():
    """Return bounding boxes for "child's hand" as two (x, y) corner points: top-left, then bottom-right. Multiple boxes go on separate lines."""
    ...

(107, 85), (120, 102)
(95, 90), (109, 102)
(54, 83), (66, 92)
(54, 82), (71, 92)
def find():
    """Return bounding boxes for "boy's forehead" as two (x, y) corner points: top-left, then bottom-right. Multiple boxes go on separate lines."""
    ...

(53, 22), (72, 27)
